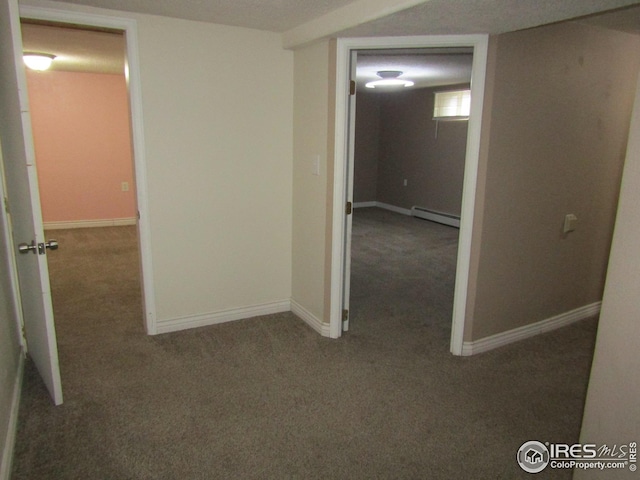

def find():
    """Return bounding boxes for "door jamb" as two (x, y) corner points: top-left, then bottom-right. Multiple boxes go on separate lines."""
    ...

(330, 35), (489, 354)
(19, 4), (158, 334)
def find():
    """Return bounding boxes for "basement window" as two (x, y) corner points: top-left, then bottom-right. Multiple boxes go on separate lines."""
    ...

(433, 89), (471, 120)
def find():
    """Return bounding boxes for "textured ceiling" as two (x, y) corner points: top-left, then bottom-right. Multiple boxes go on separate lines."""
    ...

(19, 0), (640, 80)
(31, 0), (640, 35)
(336, 0), (640, 38)
(356, 49), (472, 89)
(34, 0), (358, 32)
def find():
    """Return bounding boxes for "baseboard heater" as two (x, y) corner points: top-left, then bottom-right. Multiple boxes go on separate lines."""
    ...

(411, 206), (460, 228)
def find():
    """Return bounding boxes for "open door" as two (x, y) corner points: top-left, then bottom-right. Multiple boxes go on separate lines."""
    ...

(0, 0), (63, 405)
(341, 50), (358, 333)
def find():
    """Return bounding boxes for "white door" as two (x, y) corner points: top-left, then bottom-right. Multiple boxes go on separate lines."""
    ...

(0, 0), (63, 405)
(342, 50), (358, 332)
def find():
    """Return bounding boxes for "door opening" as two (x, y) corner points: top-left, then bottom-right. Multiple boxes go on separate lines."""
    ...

(330, 35), (489, 355)
(20, 20), (146, 344)
(347, 47), (472, 344)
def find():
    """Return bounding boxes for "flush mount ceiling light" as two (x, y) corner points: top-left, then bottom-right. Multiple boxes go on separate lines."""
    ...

(23, 52), (56, 71)
(365, 70), (414, 89)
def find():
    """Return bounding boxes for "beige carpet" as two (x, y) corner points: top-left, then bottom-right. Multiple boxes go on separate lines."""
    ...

(11, 209), (596, 479)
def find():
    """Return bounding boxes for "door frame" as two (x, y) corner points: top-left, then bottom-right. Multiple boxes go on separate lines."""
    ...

(19, 4), (158, 334)
(330, 35), (489, 355)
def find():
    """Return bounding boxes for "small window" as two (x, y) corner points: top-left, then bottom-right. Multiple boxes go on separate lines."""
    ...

(433, 89), (471, 120)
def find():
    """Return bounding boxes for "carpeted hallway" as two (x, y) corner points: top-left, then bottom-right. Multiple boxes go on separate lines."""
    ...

(11, 208), (596, 479)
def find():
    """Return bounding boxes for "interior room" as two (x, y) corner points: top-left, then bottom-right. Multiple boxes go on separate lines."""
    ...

(1, 0), (640, 478)
(349, 49), (471, 340)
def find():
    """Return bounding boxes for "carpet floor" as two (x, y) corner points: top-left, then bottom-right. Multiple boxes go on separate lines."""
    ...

(11, 208), (597, 479)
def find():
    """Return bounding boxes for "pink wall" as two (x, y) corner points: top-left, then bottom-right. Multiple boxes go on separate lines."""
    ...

(26, 70), (135, 224)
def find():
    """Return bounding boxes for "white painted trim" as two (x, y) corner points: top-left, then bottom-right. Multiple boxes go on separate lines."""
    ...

(0, 353), (24, 480)
(282, 0), (427, 49)
(461, 302), (601, 356)
(291, 299), (331, 337)
(19, 4), (158, 335)
(44, 218), (136, 230)
(376, 202), (411, 216)
(411, 207), (460, 228)
(155, 300), (291, 335)
(353, 201), (377, 208)
(331, 35), (489, 353)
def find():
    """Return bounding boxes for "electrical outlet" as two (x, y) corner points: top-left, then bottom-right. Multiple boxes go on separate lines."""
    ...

(403, 179), (408, 187)
(121, 181), (129, 192)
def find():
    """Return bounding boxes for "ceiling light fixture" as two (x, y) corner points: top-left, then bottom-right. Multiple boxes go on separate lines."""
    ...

(365, 70), (414, 89)
(23, 52), (56, 71)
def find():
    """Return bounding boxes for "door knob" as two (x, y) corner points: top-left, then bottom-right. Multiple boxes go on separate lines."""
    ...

(18, 241), (37, 254)
(44, 240), (58, 250)
(18, 239), (59, 255)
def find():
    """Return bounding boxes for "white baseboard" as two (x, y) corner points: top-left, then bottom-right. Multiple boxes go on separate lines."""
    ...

(1, 354), (24, 480)
(411, 206), (460, 228)
(291, 299), (331, 337)
(462, 302), (601, 356)
(353, 201), (412, 216)
(155, 300), (291, 334)
(44, 217), (137, 230)
(353, 201), (377, 208)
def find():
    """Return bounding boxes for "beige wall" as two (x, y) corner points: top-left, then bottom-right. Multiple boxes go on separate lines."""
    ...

(292, 39), (332, 322)
(354, 87), (468, 215)
(22, 1), (296, 325)
(378, 86), (468, 214)
(133, 15), (293, 323)
(468, 22), (640, 340)
(576, 73), (640, 480)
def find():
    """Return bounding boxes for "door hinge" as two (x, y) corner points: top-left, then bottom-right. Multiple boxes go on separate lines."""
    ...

(349, 80), (356, 96)
(342, 309), (349, 321)
(3, 196), (9, 214)
(345, 201), (352, 215)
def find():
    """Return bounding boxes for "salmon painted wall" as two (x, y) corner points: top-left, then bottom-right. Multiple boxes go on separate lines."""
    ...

(26, 70), (136, 224)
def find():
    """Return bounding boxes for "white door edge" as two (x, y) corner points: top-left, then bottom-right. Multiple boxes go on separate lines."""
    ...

(19, 4), (158, 335)
(331, 35), (489, 354)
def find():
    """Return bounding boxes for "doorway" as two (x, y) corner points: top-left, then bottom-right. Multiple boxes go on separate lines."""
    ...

(348, 47), (472, 344)
(19, 5), (156, 343)
(19, 20), (147, 381)
(330, 35), (489, 354)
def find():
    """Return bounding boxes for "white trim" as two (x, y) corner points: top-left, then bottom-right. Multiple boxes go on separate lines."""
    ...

(44, 217), (136, 230)
(155, 300), (291, 335)
(353, 201), (377, 208)
(353, 201), (412, 215)
(331, 35), (489, 352)
(377, 202), (411, 216)
(411, 206), (460, 228)
(19, 4), (158, 335)
(0, 354), (24, 480)
(461, 302), (601, 356)
(291, 299), (331, 337)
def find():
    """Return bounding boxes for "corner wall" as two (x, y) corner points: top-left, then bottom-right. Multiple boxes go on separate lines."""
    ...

(576, 71), (640, 480)
(468, 22), (640, 341)
(291, 39), (333, 329)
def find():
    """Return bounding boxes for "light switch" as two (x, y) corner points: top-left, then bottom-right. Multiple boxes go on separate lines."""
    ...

(563, 214), (577, 233)
(312, 155), (320, 176)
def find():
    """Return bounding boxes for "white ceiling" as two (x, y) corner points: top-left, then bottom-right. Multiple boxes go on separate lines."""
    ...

(19, 0), (640, 85)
